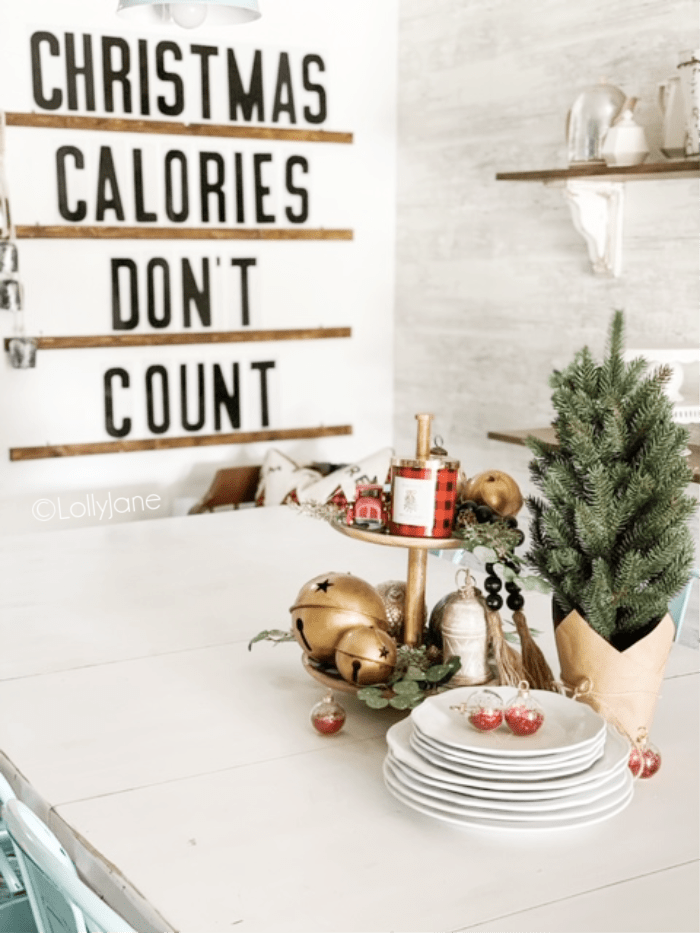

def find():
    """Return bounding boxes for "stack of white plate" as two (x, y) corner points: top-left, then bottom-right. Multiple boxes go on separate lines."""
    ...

(383, 686), (633, 830)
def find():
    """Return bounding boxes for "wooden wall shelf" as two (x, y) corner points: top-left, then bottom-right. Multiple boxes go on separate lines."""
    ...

(15, 226), (353, 241)
(10, 424), (353, 461)
(5, 112), (353, 144)
(3, 328), (351, 351)
(495, 159), (699, 277)
(496, 160), (699, 183)
(487, 426), (700, 484)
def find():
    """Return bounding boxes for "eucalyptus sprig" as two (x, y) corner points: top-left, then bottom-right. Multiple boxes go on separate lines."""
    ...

(248, 629), (295, 650)
(356, 646), (462, 711)
(452, 517), (523, 560)
(450, 538), (551, 595)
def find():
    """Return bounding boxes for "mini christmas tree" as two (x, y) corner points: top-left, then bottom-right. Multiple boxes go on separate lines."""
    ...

(525, 310), (697, 649)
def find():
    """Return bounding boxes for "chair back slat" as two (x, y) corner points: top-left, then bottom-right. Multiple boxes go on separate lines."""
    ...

(3, 800), (136, 933)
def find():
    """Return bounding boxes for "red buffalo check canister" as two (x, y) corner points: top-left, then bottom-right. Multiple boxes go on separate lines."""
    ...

(389, 457), (460, 538)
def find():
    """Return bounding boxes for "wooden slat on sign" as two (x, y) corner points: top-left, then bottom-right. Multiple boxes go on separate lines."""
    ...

(5, 112), (353, 144)
(3, 328), (352, 350)
(10, 425), (353, 461)
(15, 226), (353, 241)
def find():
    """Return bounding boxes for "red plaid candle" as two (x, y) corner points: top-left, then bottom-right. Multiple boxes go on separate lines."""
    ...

(389, 457), (460, 538)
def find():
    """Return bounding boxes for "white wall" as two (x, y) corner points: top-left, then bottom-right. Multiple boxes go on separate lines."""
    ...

(0, 0), (398, 532)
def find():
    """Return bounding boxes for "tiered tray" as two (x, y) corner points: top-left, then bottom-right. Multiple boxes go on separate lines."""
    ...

(303, 414), (468, 694)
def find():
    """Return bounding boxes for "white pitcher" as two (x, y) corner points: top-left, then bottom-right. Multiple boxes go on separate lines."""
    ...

(658, 74), (687, 158)
(678, 49), (700, 156)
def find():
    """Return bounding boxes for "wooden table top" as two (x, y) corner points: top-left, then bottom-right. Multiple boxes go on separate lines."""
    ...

(0, 508), (697, 932)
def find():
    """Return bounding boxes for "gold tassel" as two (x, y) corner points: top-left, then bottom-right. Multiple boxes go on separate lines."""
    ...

(485, 607), (525, 686)
(512, 609), (558, 692)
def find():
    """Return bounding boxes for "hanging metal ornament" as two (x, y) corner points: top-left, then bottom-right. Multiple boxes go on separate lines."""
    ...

(0, 111), (37, 368)
(376, 579), (427, 641)
(435, 569), (492, 687)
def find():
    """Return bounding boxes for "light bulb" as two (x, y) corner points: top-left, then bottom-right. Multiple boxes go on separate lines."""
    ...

(169, 3), (208, 28)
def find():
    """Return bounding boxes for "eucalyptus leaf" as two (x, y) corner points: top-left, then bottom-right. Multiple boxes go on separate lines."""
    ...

(247, 629), (294, 650)
(357, 686), (383, 700)
(403, 665), (427, 681)
(424, 664), (451, 683)
(392, 680), (421, 696)
(389, 694), (423, 710)
(357, 687), (390, 709)
(473, 545), (498, 565)
(366, 695), (391, 709)
(520, 575), (552, 593)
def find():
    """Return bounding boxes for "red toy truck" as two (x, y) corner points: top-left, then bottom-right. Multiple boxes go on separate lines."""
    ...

(345, 484), (388, 530)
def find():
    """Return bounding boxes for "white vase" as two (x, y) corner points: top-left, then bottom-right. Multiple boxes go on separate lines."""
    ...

(658, 75), (687, 158)
(678, 49), (700, 156)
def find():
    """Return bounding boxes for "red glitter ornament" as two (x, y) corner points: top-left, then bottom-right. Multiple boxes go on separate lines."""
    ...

(629, 740), (662, 779)
(469, 709), (504, 732)
(505, 706), (545, 736)
(310, 691), (346, 735)
(504, 682), (545, 736)
(452, 688), (504, 732)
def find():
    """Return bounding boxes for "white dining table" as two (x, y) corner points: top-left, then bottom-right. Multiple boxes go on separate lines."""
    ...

(0, 506), (697, 933)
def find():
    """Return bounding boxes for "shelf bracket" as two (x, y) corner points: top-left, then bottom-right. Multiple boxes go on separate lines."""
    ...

(561, 180), (625, 277)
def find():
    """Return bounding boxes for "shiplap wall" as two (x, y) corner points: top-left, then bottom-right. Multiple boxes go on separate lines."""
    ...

(395, 0), (698, 476)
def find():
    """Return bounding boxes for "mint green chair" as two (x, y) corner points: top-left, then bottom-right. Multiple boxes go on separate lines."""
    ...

(3, 799), (136, 933)
(0, 773), (39, 932)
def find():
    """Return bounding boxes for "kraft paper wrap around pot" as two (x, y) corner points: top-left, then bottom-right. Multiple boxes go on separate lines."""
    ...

(555, 610), (675, 740)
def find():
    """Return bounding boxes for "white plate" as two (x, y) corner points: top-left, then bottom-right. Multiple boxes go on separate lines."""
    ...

(383, 761), (635, 831)
(412, 686), (606, 756)
(387, 752), (630, 813)
(385, 758), (633, 821)
(412, 725), (606, 771)
(412, 718), (605, 763)
(386, 718), (629, 795)
(387, 743), (625, 802)
(410, 730), (604, 781)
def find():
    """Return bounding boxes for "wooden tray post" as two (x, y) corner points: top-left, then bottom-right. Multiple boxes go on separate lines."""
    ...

(402, 413), (432, 647)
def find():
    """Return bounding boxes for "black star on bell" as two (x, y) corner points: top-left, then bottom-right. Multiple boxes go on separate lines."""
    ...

(315, 579), (334, 593)
(379, 646), (390, 658)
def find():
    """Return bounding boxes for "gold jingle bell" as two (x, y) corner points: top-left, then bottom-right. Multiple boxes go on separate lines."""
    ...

(289, 572), (388, 663)
(335, 626), (397, 686)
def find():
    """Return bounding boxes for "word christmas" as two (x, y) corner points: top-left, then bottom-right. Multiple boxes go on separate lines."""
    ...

(30, 31), (327, 124)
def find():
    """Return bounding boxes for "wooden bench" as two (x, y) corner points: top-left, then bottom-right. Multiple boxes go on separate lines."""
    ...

(188, 466), (262, 514)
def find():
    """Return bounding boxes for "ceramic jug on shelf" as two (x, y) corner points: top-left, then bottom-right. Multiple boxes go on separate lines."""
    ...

(678, 49), (700, 156)
(601, 99), (649, 167)
(658, 75), (687, 158)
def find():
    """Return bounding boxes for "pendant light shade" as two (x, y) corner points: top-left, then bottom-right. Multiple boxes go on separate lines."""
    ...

(117, 0), (261, 27)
